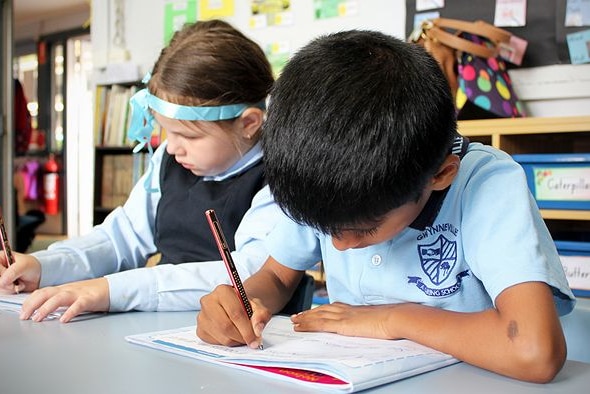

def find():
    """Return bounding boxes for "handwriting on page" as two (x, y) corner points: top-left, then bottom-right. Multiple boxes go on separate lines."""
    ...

(150, 316), (445, 369)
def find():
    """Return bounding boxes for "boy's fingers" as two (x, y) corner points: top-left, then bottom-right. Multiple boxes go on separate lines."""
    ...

(248, 301), (270, 348)
(253, 321), (265, 337)
(249, 321), (266, 350)
(197, 291), (249, 346)
(0, 266), (14, 286)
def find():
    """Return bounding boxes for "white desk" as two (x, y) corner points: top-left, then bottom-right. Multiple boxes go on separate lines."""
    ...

(1, 309), (590, 394)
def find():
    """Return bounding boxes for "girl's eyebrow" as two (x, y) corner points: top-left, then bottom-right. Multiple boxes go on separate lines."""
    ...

(166, 128), (205, 138)
(155, 118), (207, 135)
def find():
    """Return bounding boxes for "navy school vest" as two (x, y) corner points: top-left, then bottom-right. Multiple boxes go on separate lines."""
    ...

(155, 151), (265, 264)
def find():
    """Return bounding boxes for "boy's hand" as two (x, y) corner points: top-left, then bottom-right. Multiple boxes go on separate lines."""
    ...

(20, 277), (110, 322)
(197, 284), (271, 349)
(291, 302), (395, 339)
(0, 252), (41, 293)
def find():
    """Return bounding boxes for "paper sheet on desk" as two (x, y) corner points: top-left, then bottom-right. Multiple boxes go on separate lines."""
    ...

(126, 315), (460, 393)
(0, 292), (102, 321)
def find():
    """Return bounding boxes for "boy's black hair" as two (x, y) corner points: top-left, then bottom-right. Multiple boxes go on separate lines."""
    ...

(262, 30), (457, 234)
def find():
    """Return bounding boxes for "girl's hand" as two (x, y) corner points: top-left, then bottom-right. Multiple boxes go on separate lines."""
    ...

(20, 277), (110, 322)
(0, 252), (41, 293)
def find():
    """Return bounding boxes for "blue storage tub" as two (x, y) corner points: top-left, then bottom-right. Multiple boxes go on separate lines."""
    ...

(513, 153), (590, 210)
(555, 240), (590, 298)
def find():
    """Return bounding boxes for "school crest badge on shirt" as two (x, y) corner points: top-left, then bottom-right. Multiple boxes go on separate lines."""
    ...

(408, 230), (469, 297)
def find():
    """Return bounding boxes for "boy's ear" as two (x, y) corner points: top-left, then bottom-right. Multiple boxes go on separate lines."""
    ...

(238, 107), (264, 140)
(431, 154), (460, 191)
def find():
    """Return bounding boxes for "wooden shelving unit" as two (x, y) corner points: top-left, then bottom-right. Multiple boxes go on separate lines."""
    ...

(93, 146), (134, 225)
(458, 115), (590, 224)
(458, 116), (590, 154)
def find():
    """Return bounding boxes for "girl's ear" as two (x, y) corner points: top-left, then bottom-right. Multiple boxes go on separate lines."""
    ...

(238, 107), (264, 140)
(431, 154), (460, 191)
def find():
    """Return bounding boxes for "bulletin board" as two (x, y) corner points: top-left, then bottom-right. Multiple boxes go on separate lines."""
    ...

(95, 0), (407, 77)
(405, 0), (589, 68)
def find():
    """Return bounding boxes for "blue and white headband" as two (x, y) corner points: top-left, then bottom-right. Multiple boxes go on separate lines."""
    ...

(127, 73), (266, 192)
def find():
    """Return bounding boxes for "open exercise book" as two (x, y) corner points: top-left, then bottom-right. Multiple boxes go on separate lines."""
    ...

(125, 315), (459, 393)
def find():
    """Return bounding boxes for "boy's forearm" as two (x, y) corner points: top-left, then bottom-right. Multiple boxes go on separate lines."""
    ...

(388, 283), (566, 383)
(244, 271), (297, 313)
(244, 257), (303, 314)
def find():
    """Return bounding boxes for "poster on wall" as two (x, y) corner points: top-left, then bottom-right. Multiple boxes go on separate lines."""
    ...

(566, 29), (590, 64)
(265, 41), (291, 78)
(249, 0), (293, 29)
(565, 0), (590, 27)
(405, 0), (590, 67)
(493, 0), (527, 27)
(163, 0), (197, 43)
(313, 0), (358, 20)
(199, 0), (235, 20)
(163, 0), (235, 44)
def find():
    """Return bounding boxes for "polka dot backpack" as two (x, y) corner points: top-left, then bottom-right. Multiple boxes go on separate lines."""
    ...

(456, 32), (526, 119)
(409, 18), (526, 120)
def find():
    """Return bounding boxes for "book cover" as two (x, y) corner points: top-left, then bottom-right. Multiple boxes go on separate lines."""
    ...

(125, 315), (459, 393)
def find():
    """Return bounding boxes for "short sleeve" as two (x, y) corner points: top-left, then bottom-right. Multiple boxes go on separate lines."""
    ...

(265, 213), (322, 271)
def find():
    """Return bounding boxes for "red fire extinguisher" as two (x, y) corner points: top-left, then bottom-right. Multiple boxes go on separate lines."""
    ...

(43, 154), (59, 215)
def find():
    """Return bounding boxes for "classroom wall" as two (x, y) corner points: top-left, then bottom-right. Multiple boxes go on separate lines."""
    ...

(91, 0), (406, 77)
(91, 0), (589, 117)
(81, 0), (408, 235)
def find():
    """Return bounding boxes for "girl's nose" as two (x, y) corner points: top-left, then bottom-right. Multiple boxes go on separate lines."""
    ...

(165, 136), (181, 155)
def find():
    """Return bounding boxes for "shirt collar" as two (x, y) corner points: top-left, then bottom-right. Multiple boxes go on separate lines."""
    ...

(409, 135), (469, 231)
(408, 189), (449, 231)
(202, 142), (263, 181)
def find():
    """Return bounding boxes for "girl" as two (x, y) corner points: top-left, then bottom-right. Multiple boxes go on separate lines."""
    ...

(0, 19), (279, 322)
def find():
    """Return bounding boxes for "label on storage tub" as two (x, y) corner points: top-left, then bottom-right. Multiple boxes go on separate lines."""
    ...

(561, 255), (590, 291)
(533, 167), (590, 201)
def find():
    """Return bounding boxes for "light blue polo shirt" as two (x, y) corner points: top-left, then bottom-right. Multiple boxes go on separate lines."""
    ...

(266, 143), (575, 316)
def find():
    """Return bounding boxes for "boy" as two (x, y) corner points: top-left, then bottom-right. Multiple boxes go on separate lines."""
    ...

(196, 30), (575, 383)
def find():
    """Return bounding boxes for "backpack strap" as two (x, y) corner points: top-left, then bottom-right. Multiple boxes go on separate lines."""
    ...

(423, 22), (497, 58)
(433, 18), (512, 44)
(410, 18), (512, 59)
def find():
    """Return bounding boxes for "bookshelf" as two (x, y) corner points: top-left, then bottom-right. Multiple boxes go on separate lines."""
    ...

(93, 80), (137, 225)
(93, 146), (150, 225)
(92, 79), (164, 225)
(94, 83), (139, 147)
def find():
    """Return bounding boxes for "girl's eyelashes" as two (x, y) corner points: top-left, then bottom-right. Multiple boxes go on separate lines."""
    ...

(166, 128), (203, 139)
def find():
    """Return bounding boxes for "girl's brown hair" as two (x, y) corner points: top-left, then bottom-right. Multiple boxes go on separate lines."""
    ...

(148, 19), (273, 108)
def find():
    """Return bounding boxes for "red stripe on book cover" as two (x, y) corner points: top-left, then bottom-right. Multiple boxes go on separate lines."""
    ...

(234, 363), (347, 385)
